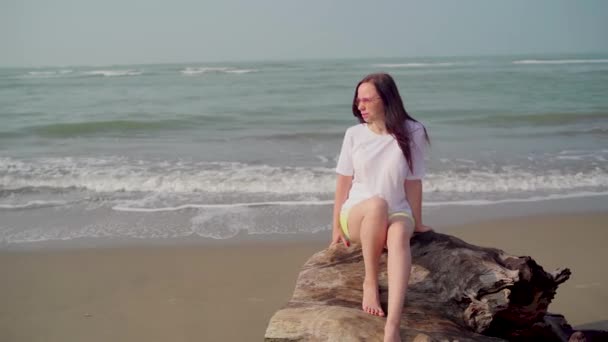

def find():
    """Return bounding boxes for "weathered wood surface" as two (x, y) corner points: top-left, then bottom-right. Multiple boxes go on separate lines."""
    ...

(265, 231), (605, 341)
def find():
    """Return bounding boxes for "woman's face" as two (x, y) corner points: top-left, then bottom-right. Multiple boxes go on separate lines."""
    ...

(356, 82), (385, 123)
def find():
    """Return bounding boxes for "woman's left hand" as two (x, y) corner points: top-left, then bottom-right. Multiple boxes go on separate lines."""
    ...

(331, 227), (350, 248)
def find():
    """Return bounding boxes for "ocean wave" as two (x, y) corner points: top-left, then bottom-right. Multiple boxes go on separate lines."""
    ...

(0, 157), (336, 194)
(372, 62), (460, 68)
(20, 69), (143, 79)
(3, 190), (608, 245)
(252, 131), (343, 141)
(549, 127), (608, 138)
(1, 157), (607, 198)
(424, 191), (608, 207)
(441, 112), (608, 127)
(424, 169), (608, 193)
(0, 200), (70, 210)
(513, 59), (608, 65)
(180, 67), (258, 75)
(111, 191), (608, 213)
(507, 127), (608, 139)
(83, 69), (142, 77)
(0, 131), (21, 140)
(21, 70), (74, 78)
(225, 69), (258, 74)
(112, 199), (333, 212)
(23, 119), (194, 138)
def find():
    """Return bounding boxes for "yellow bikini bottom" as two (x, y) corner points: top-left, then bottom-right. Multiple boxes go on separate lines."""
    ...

(339, 210), (415, 241)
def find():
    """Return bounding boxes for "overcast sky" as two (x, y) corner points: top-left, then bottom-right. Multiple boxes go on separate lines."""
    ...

(2, 0), (607, 67)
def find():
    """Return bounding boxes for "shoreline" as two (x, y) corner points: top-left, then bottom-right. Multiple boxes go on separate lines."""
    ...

(2, 193), (608, 252)
(1, 211), (607, 341)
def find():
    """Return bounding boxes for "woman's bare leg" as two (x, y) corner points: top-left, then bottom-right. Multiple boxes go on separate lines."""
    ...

(383, 218), (414, 342)
(345, 196), (389, 317)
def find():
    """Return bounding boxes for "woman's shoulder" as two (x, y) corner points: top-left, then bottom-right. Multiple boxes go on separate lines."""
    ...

(405, 119), (425, 134)
(344, 123), (366, 136)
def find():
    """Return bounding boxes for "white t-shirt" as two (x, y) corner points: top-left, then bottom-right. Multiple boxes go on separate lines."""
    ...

(335, 120), (426, 214)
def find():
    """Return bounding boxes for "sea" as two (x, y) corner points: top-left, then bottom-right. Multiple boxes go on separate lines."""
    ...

(1, 53), (607, 248)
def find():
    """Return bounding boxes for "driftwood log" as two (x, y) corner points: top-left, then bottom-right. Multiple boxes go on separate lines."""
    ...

(265, 231), (607, 341)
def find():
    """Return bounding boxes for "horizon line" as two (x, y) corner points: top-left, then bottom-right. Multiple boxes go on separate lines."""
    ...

(3, 50), (608, 69)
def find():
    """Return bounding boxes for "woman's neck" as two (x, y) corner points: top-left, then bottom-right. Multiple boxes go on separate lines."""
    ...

(367, 121), (388, 135)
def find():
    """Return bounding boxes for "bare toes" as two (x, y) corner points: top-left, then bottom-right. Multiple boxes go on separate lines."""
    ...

(362, 282), (383, 317)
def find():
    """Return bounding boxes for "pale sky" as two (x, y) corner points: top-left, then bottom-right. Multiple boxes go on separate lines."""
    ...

(2, 0), (607, 67)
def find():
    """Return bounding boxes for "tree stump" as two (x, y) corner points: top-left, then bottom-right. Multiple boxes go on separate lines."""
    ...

(265, 231), (605, 341)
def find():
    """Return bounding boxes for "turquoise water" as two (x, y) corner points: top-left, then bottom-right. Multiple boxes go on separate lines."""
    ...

(1, 53), (607, 245)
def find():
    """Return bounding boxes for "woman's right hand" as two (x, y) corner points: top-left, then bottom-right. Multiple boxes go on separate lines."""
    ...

(331, 227), (350, 248)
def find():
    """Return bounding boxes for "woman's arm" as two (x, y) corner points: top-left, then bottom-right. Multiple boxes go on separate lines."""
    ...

(332, 174), (352, 246)
(405, 179), (432, 232)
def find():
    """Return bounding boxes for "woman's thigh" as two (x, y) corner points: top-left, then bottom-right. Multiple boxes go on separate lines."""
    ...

(386, 216), (415, 249)
(345, 196), (389, 243)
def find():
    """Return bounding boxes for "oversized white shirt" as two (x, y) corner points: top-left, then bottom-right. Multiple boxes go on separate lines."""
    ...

(335, 120), (426, 214)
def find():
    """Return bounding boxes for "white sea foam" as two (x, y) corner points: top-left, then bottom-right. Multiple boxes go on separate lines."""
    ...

(23, 70), (73, 78)
(28, 71), (56, 76)
(555, 155), (585, 161)
(454, 158), (476, 164)
(225, 69), (258, 74)
(83, 69), (142, 77)
(0, 200), (69, 210)
(112, 191), (608, 213)
(181, 67), (258, 75)
(513, 59), (608, 65)
(1, 157), (607, 198)
(112, 199), (334, 212)
(316, 155), (329, 163)
(3, 190), (608, 245)
(0, 157), (336, 194)
(372, 62), (459, 68)
(424, 169), (608, 193)
(181, 67), (229, 75)
(559, 149), (587, 154)
(425, 191), (608, 207)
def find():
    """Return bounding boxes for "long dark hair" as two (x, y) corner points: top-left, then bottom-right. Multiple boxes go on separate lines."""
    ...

(352, 73), (430, 172)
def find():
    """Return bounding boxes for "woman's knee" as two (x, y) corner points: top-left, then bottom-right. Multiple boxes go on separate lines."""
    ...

(366, 196), (388, 216)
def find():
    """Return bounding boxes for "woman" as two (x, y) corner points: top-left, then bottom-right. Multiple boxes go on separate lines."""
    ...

(331, 73), (431, 342)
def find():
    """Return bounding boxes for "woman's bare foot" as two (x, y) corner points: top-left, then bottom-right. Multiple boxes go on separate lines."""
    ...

(362, 279), (385, 316)
(383, 322), (401, 342)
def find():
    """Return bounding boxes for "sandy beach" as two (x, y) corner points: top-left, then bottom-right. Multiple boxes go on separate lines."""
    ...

(2, 3), (608, 340)
(1, 212), (607, 342)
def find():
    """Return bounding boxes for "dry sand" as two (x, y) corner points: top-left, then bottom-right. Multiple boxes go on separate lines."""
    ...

(1, 212), (606, 342)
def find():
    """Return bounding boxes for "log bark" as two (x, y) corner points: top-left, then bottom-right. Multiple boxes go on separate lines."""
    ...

(265, 231), (605, 341)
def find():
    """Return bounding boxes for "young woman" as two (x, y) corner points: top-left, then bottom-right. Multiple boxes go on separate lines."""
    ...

(332, 73), (431, 342)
